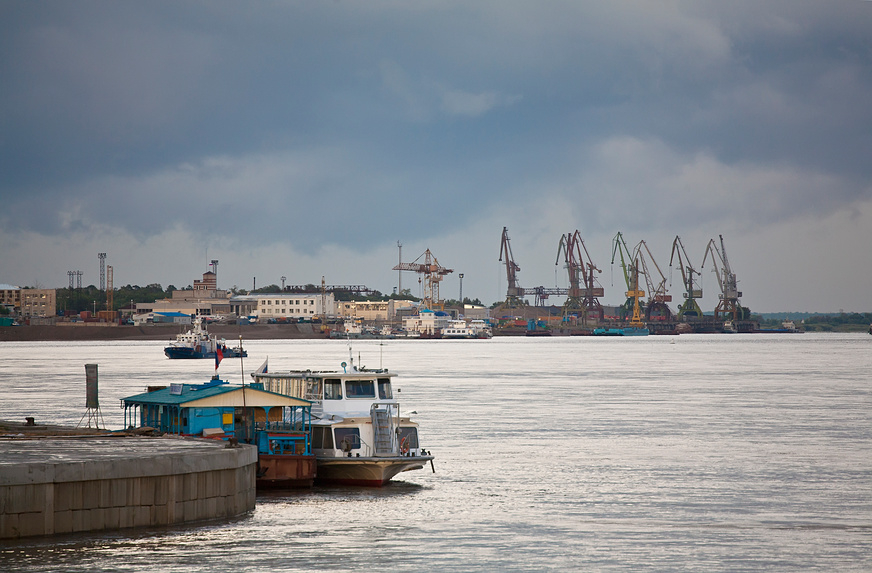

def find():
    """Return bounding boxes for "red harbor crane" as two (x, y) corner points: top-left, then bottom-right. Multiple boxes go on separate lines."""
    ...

(556, 230), (604, 322)
(633, 240), (673, 321)
(392, 249), (453, 311)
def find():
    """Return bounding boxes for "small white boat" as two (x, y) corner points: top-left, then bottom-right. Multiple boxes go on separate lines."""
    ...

(251, 352), (433, 486)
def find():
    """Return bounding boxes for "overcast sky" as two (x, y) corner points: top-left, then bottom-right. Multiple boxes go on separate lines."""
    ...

(2, 1), (871, 313)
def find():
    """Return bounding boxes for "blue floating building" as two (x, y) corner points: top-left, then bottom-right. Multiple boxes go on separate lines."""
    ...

(122, 377), (316, 487)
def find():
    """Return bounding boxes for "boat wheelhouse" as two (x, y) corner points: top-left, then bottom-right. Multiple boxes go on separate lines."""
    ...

(252, 357), (433, 486)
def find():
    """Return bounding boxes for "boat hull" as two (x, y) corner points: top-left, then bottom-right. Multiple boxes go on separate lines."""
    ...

(315, 455), (433, 487)
(164, 347), (247, 359)
(256, 454), (316, 489)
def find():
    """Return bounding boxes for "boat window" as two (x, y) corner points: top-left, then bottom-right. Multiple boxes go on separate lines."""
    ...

(346, 380), (375, 398)
(398, 427), (419, 449)
(334, 428), (361, 450)
(324, 379), (342, 400)
(312, 426), (333, 449)
(378, 378), (392, 399)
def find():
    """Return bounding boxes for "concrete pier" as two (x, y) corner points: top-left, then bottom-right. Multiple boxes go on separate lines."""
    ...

(0, 436), (257, 539)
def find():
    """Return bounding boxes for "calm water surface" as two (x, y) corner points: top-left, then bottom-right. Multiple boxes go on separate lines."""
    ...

(1, 333), (871, 571)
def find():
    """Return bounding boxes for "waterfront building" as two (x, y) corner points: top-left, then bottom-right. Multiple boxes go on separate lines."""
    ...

(20, 288), (57, 318)
(0, 284), (20, 313)
(334, 299), (416, 321)
(137, 270), (232, 317)
(254, 293), (335, 321)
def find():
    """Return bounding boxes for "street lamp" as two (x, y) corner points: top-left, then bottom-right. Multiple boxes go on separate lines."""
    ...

(458, 273), (464, 307)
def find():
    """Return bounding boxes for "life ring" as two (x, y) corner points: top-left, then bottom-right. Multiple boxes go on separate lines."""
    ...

(400, 436), (410, 455)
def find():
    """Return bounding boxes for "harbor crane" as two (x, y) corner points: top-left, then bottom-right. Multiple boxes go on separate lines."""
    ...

(556, 230), (604, 322)
(633, 240), (672, 321)
(702, 234), (745, 320)
(610, 232), (645, 328)
(393, 248), (453, 311)
(499, 227), (526, 308)
(668, 236), (703, 320)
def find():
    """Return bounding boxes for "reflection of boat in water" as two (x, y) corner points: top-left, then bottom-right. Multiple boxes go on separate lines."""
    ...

(164, 316), (247, 359)
(252, 352), (434, 486)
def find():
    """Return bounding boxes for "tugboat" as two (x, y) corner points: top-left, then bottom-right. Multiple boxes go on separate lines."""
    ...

(252, 351), (434, 486)
(164, 316), (247, 359)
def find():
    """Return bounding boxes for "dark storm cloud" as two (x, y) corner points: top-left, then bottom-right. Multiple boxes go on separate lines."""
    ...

(1, 1), (871, 309)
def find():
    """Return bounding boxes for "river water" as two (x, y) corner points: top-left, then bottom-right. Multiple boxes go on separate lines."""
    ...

(1, 333), (871, 571)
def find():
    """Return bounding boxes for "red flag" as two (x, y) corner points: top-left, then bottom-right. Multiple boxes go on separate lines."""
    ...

(215, 346), (224, 370)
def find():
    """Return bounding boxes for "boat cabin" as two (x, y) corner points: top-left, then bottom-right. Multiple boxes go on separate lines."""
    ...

(252, 368), (423, 459)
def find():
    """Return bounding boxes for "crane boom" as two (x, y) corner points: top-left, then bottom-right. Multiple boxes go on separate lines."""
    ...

(557, 230), (604, 321)
(499, 227), (525, 307)
(392, 248), (453, 311)
(669, 236), (703, 319)
(702, 234), (744, 320)
(633, 240), (673, 321)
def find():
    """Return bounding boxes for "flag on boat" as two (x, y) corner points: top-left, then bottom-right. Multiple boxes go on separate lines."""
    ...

(255, 357), (268, 375)
(215, 346), (224, 370)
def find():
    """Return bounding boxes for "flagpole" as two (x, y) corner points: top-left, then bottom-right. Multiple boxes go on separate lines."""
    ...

(239, 335), (245, 386)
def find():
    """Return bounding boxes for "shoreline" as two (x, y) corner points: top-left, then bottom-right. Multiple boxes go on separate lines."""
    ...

(0, 323), (329, 342)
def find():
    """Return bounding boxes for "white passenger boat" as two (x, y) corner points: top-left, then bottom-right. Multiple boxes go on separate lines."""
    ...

(442, 319), (493, 339)
(251, 353), (434, 486)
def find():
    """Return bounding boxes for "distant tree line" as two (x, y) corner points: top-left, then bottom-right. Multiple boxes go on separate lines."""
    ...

(754, 312), (872, 332)
(57, 283), (177, 314)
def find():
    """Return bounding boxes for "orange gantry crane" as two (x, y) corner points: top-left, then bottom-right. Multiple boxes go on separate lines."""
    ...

(392, 249), (453, 311)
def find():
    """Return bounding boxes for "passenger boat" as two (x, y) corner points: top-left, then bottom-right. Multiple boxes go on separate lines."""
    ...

(251, 352), (434, 486)
(442, 319), (493, 339)
(164, 316), (247, 359)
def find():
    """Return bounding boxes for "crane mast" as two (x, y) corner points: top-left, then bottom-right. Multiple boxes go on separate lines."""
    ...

(668, 236), (703, 319)
(702, 234), (744, 320)
(499, 227), (525, 308)
(611, 232), (645, 326)
(633, 240), (673, 321)
(392, 249), (453, 311)
(556, 230), (604, 322)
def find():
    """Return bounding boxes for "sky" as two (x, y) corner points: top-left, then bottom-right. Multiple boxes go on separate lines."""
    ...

(2, 1), (871, 313)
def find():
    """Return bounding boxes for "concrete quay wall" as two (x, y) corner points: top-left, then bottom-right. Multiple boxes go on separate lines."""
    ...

(0, 436), (257, 539)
